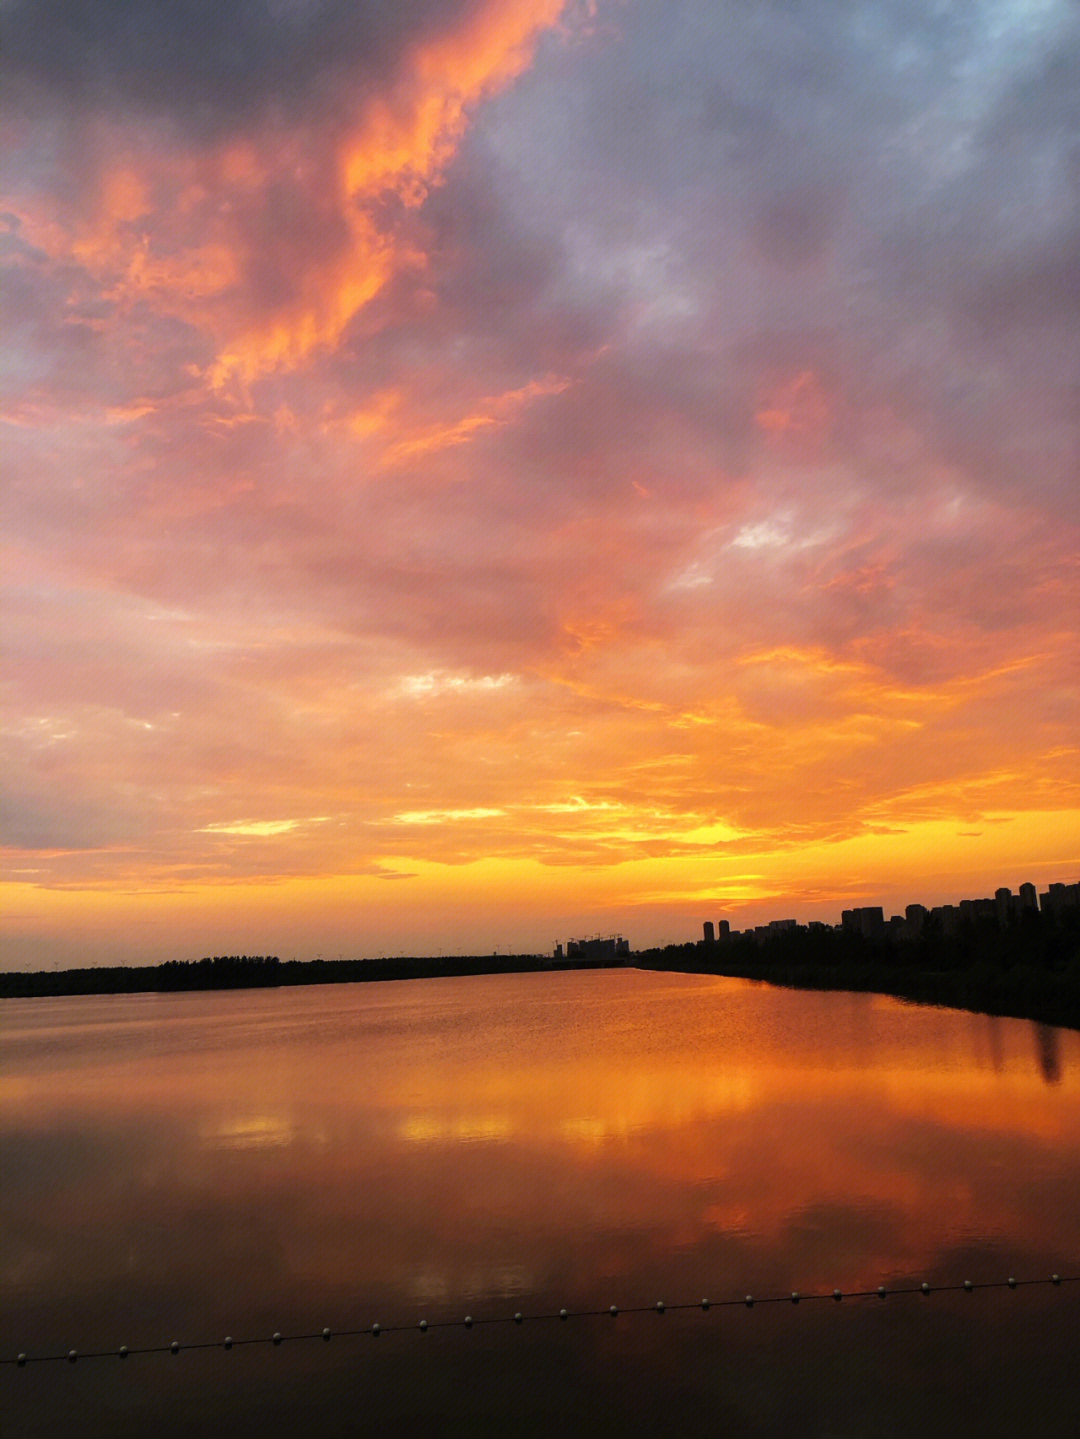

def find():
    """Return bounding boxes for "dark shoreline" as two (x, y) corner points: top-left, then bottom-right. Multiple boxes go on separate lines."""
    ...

(635, 910), (1080, 1032)
(2, 919), (1078, 1032)
(635, 955), (1080, 1032)
(0, 952), (621, 1001)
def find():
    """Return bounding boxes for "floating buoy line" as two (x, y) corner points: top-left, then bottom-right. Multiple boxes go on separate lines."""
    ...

(5, 1274), (1074, 1368)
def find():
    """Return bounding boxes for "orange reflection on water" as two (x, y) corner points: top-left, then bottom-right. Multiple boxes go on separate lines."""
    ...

(2, 970), (1078, 1344)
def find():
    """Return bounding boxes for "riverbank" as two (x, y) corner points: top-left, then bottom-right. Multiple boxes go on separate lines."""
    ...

(635, 914), (1080, 1032)
(0, 951), (618, 1000)
(636, 954), (1080, 1031)
(4, 926), (1078, 1031)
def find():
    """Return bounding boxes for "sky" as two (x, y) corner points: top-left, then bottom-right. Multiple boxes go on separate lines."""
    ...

(2, 0), (1078, 969)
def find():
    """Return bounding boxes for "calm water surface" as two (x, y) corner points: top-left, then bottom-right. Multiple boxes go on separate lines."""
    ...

(3, 968), (1079, 1437)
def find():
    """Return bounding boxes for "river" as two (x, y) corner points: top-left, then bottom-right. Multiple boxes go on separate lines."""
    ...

(3, 968), (1078, 1436)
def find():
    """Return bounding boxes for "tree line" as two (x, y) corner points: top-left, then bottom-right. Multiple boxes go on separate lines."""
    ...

(0, 952), (560, 999)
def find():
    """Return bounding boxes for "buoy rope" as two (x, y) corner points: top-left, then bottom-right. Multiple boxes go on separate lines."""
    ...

(6, 1274), (1075, 1368)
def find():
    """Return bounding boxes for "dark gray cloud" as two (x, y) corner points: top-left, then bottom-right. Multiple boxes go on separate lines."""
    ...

(457, 0), (1080, 517)
(2, 0), (471, 132)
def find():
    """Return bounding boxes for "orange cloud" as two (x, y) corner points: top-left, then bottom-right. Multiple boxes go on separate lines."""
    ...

(210, 0), (568, 386)
(375, 374), (573, 464)
(69, 164), (149, 268)
(7, 3), (569, 398)
(754, 368), (832, 449)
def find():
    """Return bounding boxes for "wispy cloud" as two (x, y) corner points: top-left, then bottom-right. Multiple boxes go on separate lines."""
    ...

(199, 819), (330, 837)
(390, 809), (508, 826)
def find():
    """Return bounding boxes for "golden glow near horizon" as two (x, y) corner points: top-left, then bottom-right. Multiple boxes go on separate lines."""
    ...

(2, 1), (1079, 965)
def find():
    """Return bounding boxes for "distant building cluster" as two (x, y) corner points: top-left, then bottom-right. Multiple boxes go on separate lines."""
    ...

(702, 880), (1080, 946)
(702, 915), (800, 945)
(554, 934), (630, 961)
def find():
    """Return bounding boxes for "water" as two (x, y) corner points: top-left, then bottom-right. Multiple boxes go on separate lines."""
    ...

(3, 968), (1079, 1437)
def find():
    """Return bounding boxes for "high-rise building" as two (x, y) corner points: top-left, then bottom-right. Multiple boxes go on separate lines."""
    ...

(703, 921), (715, 944)
(841, 906), (884, 938)
(1041, 882), (1080, 918)
(905, 903), (928, 936)
(958, 897), (995, 924)
(858, 906), (884, 938)
(995, 887), (1012, 926)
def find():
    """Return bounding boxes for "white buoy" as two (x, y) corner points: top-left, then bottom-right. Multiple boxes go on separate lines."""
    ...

(833, 1289), (842, 1301)
(877, 1287), (887, 1299)
(170, 1341), (179, 1354)
(963, 1280), (973, 1291)
(464, 1316), (473, 1328)
(17, 1353), (27, 1367)
(418, 1320), (428, 1332)
(119, 1345), (129, 1358)
(68, 1350), (77, 1364)
(790, 1292), (800, 1304)
(1007, 1277), (1017, 1289)
(371, 1324), (381, 1337)
(559, 1309), (569, 1320)
(609, 1306), (618, 1317)
(745, 1296), (753, 1307)
(655, 1301), (665, 1313)
(701, 1299), (710, 1310)
(224, 1337), (233, 1350)
(921, 1283), (930, 1295)
(514, 1313), (523, 1324)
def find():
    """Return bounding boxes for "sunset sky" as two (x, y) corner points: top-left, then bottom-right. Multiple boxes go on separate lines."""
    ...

(3, 0), (1078, 969)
